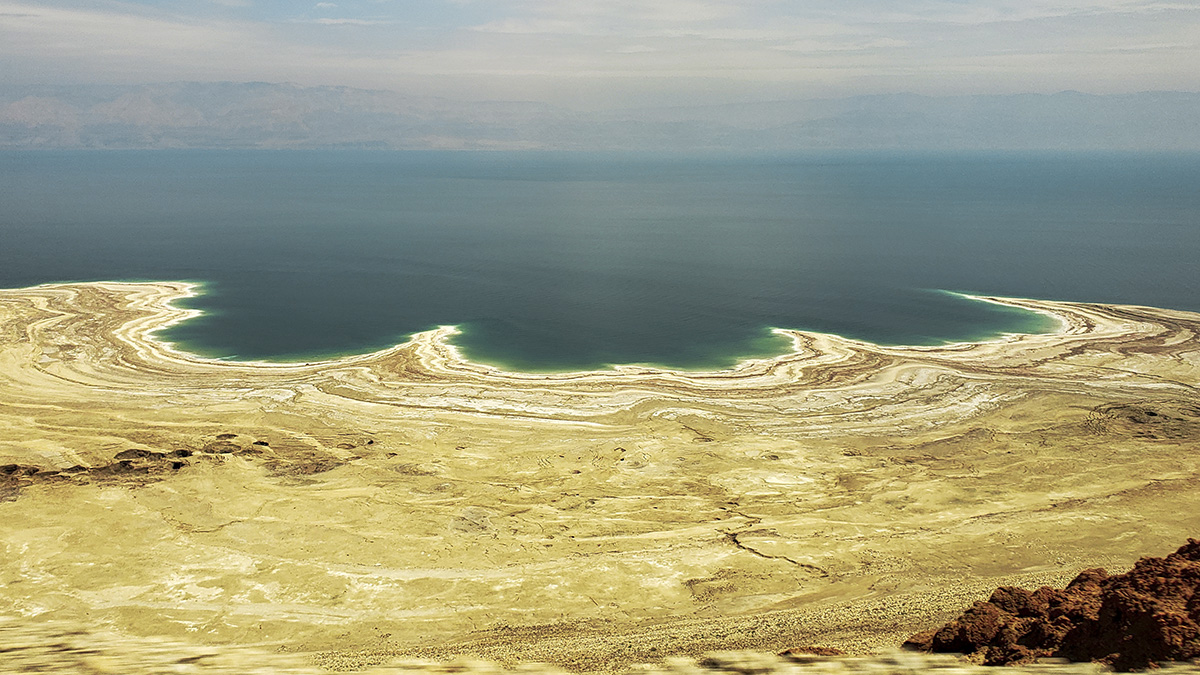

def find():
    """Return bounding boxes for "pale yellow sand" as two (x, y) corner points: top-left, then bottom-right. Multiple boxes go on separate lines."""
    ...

(0, 282), (1197, 671)
(5, 616), (1150, 675)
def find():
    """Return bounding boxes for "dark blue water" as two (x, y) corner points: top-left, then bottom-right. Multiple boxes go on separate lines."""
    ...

(2, 151), (1197, 371)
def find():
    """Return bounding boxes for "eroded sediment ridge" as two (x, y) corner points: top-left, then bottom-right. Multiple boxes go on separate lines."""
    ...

(1, 281), (1198, 671)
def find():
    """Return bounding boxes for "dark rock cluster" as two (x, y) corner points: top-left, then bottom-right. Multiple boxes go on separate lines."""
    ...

(906, 539), (1200, 670)
(0, 432), (346, 501)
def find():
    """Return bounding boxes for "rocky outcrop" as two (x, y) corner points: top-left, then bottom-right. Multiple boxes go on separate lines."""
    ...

(0, 433), (342, 501)
(906, 539), (1200, 670)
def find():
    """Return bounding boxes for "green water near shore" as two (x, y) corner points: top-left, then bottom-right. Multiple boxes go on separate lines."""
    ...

(2, 151), (1195, 371)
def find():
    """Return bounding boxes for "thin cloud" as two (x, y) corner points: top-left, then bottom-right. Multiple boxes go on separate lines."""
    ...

(849, 0), (1200, 26)
(1102, 41), (1192, 52)
(771, 38), (910, 54)
(471, 18), (586, 35)
(527, 0), (741, 23)
(471, 0), (749, 35)
(0, 0), (1195, 109)
(304, 18), (387, 25)
(0, 2), (247, 52)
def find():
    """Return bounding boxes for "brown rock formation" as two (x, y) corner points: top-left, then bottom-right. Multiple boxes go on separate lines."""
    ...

(905, 539), (1200, 670)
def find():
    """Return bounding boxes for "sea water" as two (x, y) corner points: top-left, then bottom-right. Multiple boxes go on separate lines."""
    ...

(1, 150), (1197, 371)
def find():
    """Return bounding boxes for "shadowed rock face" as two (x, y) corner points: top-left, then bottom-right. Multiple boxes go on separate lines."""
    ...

(905, 539), (1200, 670)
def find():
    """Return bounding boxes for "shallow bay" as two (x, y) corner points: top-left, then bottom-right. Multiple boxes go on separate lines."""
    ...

(2, 150), (1197, 370)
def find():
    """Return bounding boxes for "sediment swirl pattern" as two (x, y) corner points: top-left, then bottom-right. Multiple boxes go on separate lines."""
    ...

(0, 282), (1197, 669)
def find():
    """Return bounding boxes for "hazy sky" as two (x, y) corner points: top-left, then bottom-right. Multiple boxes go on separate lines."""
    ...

(2, 0), (1198, 108)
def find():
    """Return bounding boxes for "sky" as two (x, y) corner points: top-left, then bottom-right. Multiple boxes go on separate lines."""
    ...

(1, 0), (1198, 109)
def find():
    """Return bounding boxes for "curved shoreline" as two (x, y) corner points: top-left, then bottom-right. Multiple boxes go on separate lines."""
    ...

(5, 278), (1197, 459)
(1, 280), (1198, 670)
(58, 280), (1130, 372)
(85, 279), (1067, 375)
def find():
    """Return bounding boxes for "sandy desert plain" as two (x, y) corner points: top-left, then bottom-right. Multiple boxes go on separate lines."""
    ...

(0, 281), (1198, 671)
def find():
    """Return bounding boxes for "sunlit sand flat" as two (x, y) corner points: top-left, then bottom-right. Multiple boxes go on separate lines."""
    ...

(1, 281), (1198, 671)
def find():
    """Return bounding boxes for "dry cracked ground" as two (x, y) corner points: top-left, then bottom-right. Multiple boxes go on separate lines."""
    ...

(1, 281), (1198, 671)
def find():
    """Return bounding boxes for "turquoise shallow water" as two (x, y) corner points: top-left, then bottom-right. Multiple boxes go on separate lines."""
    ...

(1, 151), (1197, 371)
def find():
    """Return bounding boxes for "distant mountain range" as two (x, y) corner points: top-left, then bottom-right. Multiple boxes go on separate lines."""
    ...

(2, 82), (1197, 151)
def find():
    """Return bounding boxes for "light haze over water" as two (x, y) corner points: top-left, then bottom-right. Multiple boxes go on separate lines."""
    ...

(2, 151), (1198, 371)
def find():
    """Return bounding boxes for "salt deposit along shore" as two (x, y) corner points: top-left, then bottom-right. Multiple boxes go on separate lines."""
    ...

(0, 281), (1198, 671)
